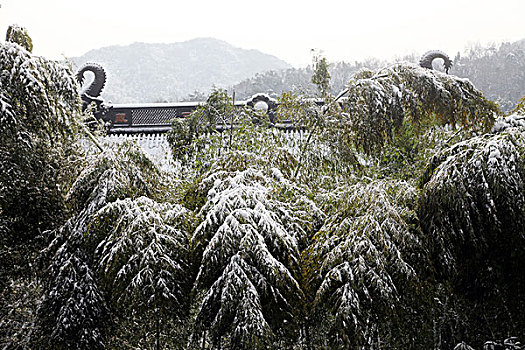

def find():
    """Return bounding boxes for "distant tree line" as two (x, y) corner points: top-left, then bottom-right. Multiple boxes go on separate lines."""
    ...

(453, 41), (525, 111)
(219, 41), (525, 112)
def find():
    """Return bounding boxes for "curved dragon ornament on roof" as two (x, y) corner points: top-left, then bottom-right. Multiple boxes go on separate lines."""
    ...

(76, 62), (107, 112)
(419, 50), (453, 74)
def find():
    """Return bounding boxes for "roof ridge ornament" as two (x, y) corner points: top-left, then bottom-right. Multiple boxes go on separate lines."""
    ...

(419, 50), (453, 74)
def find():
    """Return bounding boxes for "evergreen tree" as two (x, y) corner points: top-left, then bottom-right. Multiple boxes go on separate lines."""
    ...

(311, 51), (331, 97)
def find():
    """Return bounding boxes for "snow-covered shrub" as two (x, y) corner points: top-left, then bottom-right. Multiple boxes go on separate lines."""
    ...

(492, 113), (525, 133)
(307, 179), (420, 347)
(5, 24), (33, 52)
(44, 143), (165, 255)
(87, 196), (192, 348)
(341, 63), (499, 154)
(89, 196), (191, 310)
(37, 238), (107, 350)
(0, 38), (81, 240)
(419, 129), (525, 274)
(66, 142), (165, 215)
(36, 144), (170, 348)
(492, 96), (525, 132)
(190, 168), (320, 349)
(419, 128), (525, 338)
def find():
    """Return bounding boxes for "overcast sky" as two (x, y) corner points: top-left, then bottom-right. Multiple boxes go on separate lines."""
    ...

(1, 0), (524, 67)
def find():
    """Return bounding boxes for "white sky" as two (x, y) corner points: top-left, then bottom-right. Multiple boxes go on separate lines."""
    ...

(1, 0), (524, 67)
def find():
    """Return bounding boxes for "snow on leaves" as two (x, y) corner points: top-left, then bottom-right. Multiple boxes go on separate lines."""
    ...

(342, 63), (499, 153)
(38, 242), (106, 350)
(419, 127), (525, 274)
(0, 41), (82, 240)
(196, 254), (272, 349)
(88, 196), (190, 315)
(191, 168), (311, 348)
(492, 113), (525, 133)
(417, 125), (525, 344)
(67, 142), (164, 218)
(6, 48), (522, 349)
(308, 179), (419, 344)
(0, 41), (79, 141)
(0, 38), (89, 350)
(38, 144), (171, 349)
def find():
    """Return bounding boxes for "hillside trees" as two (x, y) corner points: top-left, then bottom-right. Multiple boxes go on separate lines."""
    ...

(453, 41), (525, 111)
(231, 58), (386, 101)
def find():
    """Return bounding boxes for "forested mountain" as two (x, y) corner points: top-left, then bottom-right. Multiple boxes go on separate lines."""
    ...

(231, 59), (388, 100)
(71, 38), (291, 103)
(453, 40), (525, 111)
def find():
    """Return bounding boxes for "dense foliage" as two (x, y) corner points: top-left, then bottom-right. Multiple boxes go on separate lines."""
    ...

(307, 179), (420, 347)
(341, 64), (498, 153)
(2, 30), (524, 350)
(0, 31), (82, 349)
(0, 36), (80, 242)
(418, 129), (525, 345)
(5, 25), (33, 53)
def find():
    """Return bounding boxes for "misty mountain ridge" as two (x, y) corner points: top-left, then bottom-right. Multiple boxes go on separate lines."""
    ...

(72, 37), (291, 103)
(73, 37), (525, 110)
